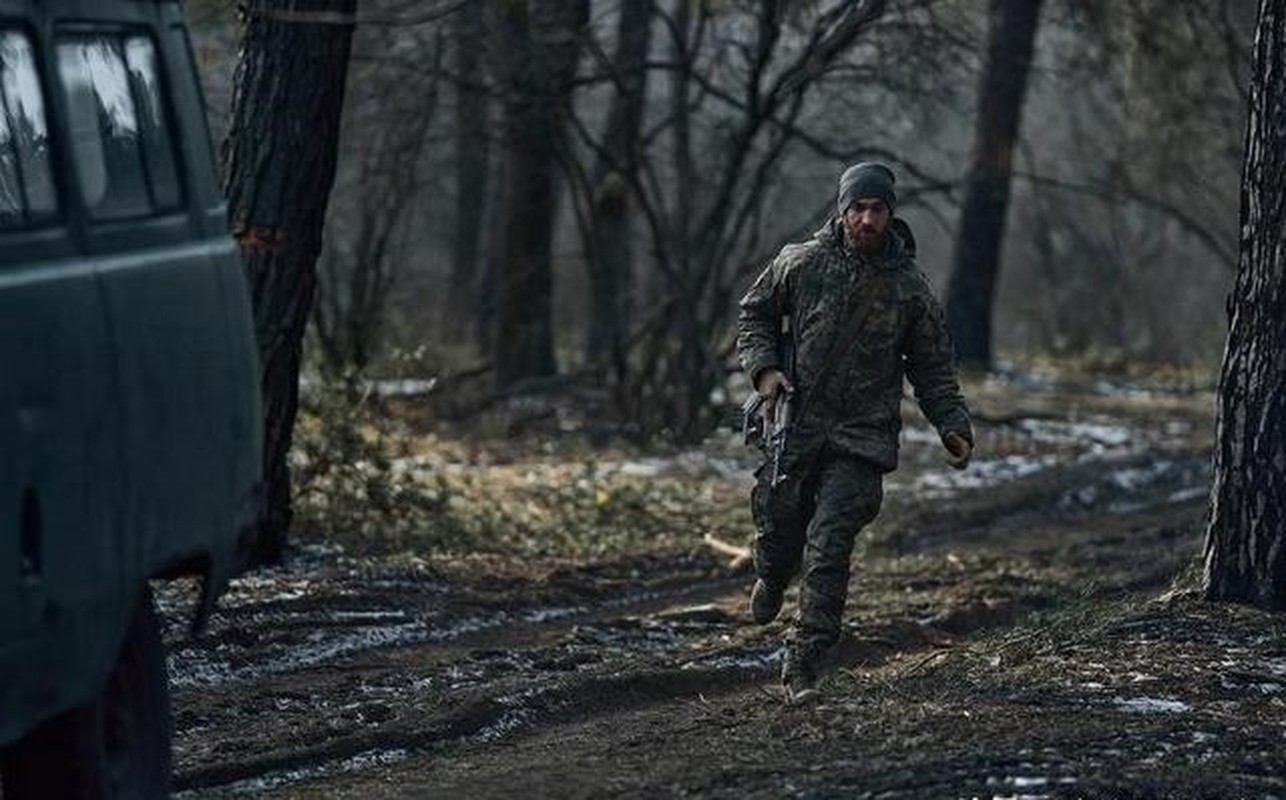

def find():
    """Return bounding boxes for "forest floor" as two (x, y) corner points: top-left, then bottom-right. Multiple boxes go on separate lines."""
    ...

(160, 366), (1286, 799)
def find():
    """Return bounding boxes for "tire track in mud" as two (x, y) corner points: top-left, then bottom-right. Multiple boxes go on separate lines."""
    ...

(166, 568), (745, 689)
(172, 574), (1063, 798)
(170, 571), (757, 794)
(172, 589), (1043, 796)
(170, 415), (1214, 796)
(175, 659), (769, 793)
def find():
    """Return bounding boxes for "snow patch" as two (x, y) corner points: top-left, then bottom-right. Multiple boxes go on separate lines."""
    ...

(610, 451), (751, 481)
(178, 748), (409, 797)
(1107, 461), (1174, 492)
(910, 455), (1059, 497)
(1166, 486), (1208, 504)
(368, 378), (438, 397)
(1018, 419), (1134, 451)
(681, 647), (781, 672)
(1114, 696), (1190, 714)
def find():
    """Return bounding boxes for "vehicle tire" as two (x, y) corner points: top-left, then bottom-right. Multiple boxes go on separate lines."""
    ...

(1, 586), (172, 799)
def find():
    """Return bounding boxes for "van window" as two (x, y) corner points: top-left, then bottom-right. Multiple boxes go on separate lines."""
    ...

(123, 37), (179, 208)
(56, 33), (180, 219)
(0, 30), (58, 230)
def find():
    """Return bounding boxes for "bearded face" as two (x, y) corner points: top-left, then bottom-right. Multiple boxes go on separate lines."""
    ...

(842, 198), (891, 254)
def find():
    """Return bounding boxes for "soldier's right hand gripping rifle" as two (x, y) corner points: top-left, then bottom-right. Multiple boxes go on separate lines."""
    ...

(742, 318), (796, 485)
(764, 380), (794, 486)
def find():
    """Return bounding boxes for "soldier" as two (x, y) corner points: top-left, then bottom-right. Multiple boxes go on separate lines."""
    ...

(736, 162), (973, 703)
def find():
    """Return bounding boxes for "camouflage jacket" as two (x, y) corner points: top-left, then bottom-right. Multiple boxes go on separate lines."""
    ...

(736, 219), (972, 471)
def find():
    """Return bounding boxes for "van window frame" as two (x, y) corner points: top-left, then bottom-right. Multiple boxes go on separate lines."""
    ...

(53, 22), (188, 225)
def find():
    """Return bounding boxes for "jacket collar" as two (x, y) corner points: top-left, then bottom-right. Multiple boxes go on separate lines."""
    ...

(818, 217), (906, 269)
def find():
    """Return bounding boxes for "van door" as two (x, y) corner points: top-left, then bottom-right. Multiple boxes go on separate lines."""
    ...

(0, 27), (122, 644)
(53, 28), (236, 577)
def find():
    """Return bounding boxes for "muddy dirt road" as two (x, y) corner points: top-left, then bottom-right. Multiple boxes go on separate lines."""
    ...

(161, 377), (1286, 798)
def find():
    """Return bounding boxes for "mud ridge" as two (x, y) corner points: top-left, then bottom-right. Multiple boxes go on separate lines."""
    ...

(173, 585), (1055, 794)
(174, 661), (765, 792)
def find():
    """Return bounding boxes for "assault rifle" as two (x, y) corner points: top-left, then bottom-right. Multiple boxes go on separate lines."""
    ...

(742, 317), (795, 487)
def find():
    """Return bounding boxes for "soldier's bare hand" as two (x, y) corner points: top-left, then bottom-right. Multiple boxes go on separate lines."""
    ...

(943, 432), (972, 470)
(755, 369), (793, 400)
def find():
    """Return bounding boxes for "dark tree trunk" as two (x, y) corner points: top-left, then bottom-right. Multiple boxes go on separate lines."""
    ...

(668, 0), (693, 306)
(491, 0), (589, 385)
(944, 0), (1043, 370)
(222, 0), (356, 564)
(475, 157), (505, 355)
(585, 0), (654, 371)
(1203, 0), (1286, 610)
(446, 0), (491, 340)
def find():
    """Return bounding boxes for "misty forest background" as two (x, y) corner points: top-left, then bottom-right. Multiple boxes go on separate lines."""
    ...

(195, 0), (1250, 378)
(189, 0), (1260, 561)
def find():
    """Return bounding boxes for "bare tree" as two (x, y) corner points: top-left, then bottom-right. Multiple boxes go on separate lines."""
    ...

(944, 0), (1044, 370)
(1203, 0), (1286, 609)
(992, 0), (1252, 365)
(444, 0), (491, 340)
(491, 0), (590, 385)
(314, 25), (441, 375)
(223, 0), (357, 564)
(565, 0), (897, 439)
(582, 0), (655, 374)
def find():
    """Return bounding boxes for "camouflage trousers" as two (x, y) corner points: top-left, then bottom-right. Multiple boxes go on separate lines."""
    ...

(751, 443), (883, 673)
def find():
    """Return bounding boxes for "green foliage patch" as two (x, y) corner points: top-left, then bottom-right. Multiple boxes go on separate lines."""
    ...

(290, 381), (754, 559)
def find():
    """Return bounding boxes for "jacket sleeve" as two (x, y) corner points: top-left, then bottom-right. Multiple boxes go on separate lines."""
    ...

(903, 274), (973, 446)
(736, 249), (791, 387)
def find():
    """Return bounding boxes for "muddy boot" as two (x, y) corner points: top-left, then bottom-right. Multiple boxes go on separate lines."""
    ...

(781, 651), (819, 704)
(750, 579), (785, 624)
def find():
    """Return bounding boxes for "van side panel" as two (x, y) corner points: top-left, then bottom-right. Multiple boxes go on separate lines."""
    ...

(94, 240), (244, 578)
(0, 260), (131, 745)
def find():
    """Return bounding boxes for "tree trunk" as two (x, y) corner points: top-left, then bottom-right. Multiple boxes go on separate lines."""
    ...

(668, 0), (693, 307)
(585, 0), (654, 371)
(222, 0), (356, 564)
(1203, 0), (1286, 610)
(944, 0), (1044, 370)
(491, 0), (589, 385)
(445, 0), (491, 341)
(475, 157), (505, 355)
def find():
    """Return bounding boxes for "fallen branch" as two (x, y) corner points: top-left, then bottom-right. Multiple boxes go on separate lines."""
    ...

(703, 533), (753, 572)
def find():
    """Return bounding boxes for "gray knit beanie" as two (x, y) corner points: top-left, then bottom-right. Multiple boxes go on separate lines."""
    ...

(837, 162), (897, 215)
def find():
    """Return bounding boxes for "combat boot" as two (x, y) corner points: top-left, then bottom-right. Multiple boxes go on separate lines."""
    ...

(749, 579), (785, 624)
(781, 643), (823, 704)
(782, 659), (818, 704)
